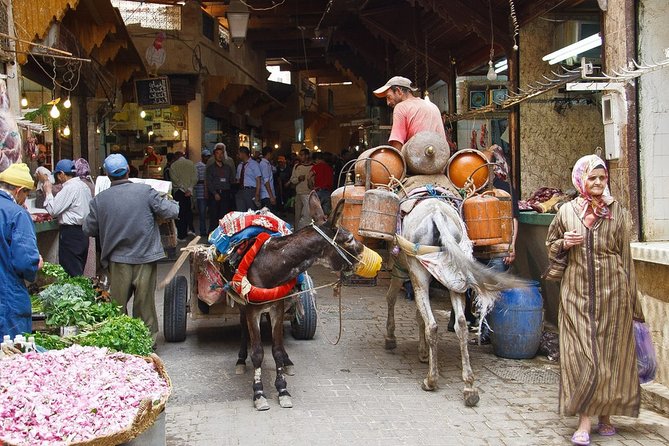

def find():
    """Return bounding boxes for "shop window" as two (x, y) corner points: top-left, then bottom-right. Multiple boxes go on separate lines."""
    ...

(111, 1), (181, 31)
(219, 25), (230, 50)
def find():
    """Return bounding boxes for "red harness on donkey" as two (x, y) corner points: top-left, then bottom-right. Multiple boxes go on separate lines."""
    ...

(230, 232), (297, 303)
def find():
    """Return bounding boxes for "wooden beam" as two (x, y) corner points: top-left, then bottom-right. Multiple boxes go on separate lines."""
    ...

(360, 16), (453, 74)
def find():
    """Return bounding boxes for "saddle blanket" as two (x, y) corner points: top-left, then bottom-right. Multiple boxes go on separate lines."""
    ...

(208, 209), (292, 255)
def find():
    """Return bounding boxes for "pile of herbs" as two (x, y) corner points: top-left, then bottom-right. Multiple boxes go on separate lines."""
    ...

(37, 278), (120, 328)
(32, 273), (154, 355)
(27, 316), (154, 356)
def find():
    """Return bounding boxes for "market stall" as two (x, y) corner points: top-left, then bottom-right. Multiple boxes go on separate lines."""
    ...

(1, 263), (170, 445)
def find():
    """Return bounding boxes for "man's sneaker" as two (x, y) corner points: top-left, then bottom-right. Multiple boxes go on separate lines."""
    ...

(177, 237), (187, 242)
(187, 230), (196, 236)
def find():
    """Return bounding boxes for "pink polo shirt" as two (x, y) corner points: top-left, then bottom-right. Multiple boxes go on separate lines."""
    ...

(388, 96), (446, 145)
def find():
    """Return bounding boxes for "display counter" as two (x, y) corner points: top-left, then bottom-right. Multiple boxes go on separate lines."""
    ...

(514, 211), (559, 327)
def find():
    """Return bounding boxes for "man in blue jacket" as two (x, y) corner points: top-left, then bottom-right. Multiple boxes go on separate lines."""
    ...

(0, 163), (41, 337)
(83, 154), (178, 340)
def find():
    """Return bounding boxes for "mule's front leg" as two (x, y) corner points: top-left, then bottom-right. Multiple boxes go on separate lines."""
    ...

(269, 303), (293, 408)
(245, 308), (269, 411)
(385, 275), (402, 350)
(409, 263), (439, 391)
(451, 291), (479, 407)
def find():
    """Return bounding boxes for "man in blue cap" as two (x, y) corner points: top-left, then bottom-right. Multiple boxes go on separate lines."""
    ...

(40, 158), (92, 276)
(83, 154), (179, 342)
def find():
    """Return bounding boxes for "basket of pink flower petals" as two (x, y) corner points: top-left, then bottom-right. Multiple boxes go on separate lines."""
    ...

(0, 345), (171, 446)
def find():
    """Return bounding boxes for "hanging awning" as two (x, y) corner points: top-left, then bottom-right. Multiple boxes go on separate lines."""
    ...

(12, 0), (81, 64)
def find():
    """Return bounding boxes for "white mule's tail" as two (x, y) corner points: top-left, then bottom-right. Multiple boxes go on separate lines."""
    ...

(430, 206), (528, 318)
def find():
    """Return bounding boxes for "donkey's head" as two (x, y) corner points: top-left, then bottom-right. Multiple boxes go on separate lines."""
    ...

(308, 191), (365, 272)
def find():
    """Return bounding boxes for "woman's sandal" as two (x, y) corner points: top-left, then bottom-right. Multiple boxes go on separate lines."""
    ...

(597, 422), (617, 436)
(571, 430), (590, 446)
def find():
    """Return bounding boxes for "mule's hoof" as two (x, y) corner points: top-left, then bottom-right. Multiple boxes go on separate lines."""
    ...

(385, 338), (397, 350)
(254, 396), (270, 411)
(421, 378), (437, 391)
(279, 395), (293, 408)
(284, 365), (295, 376)
(235, 364), (246, 375)
(463, 388), (480, 407)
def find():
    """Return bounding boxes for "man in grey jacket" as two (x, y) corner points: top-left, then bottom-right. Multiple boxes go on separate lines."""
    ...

(83, 154), (179, 340)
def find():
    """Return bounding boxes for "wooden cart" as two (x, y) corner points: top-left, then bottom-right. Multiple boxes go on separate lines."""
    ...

(162, 251), (318, 342)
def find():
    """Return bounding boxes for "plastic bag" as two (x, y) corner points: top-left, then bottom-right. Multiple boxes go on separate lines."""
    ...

(633, 321), (657, 384)
(197, 261), (225, 306)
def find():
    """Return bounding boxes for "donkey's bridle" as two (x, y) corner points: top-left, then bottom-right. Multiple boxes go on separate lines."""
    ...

(310, 221), (356, 267)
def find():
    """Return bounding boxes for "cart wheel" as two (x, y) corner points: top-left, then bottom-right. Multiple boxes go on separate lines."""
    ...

(164, 275), (188, 342)
(291, 273), (317, 340)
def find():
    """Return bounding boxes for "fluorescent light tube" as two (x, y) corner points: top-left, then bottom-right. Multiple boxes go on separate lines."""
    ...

(543, 33), (602, 64)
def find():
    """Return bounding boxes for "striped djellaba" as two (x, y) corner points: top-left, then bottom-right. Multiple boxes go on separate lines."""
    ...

(546, 200), (644, 417)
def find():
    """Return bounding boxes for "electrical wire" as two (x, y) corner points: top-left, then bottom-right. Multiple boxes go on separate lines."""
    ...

(239, 0), (286, 12)
(315, 0), (335, 32)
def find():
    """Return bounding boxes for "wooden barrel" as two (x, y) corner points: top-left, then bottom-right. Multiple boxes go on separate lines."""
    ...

(354, 145), (406, 186)
(358, 188), (400, 241)
(474, 188), (514, 257)
(462, 192), (503, 246)
(445, 149), (489, 191)
(401, 131), (450, 175)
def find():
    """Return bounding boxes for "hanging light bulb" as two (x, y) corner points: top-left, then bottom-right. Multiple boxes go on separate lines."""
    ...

(20, 95), (28, 108)
(140, 110), (146, 118)
(49, 104), (60, 119)
(173, 129), (179, 138)
(96, 126), (101, 134)
(148, 130), (154, 136)
(136, 130), (141, 139)
(63, 96), (71, 109)
(62, 125), (71, 136)
(486, 60), (497, 81)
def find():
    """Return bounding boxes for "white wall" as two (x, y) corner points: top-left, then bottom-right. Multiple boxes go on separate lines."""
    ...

(638, 0), (669, 241)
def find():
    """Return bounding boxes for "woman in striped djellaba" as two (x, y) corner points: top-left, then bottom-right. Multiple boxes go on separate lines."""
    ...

(546, 154), (645, 446)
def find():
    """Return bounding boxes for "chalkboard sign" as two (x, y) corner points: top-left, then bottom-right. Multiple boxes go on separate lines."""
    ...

(135, 77), (171, 107)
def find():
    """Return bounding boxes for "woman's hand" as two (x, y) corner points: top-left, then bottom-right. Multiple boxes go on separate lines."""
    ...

(563, 230), (583, 250)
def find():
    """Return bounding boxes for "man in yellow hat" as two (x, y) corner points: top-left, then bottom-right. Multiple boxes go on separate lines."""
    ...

(0, 163), (42, 338)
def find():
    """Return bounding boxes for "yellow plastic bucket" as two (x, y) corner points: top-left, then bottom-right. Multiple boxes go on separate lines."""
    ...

(354, 245), (382, 278)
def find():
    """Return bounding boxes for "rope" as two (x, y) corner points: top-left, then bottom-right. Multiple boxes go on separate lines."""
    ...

(317, 281), (344, 345)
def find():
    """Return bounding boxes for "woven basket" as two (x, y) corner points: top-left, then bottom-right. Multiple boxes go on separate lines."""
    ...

(1, 352), (171, 446)
(159, 219), (178, 249)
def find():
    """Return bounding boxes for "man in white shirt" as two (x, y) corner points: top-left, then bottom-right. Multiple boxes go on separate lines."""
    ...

(235, 147), (262, 211)
(42, 159), (92, 276)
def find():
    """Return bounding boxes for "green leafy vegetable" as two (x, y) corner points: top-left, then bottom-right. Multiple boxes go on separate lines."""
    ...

(76, 315), (154, 356)
(40, 262), (69, 281)
(30, 295), (44, 314)
(56, 276), (97, 301)
(38, 283), (121, 328)
(27, 332), (70, 350)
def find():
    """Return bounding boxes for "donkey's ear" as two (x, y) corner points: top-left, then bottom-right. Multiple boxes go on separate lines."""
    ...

(308, 190), (327, 225)
(327, 197), (344, 228)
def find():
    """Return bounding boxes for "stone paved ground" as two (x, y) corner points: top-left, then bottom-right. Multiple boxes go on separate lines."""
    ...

(154, 261), (669, 446)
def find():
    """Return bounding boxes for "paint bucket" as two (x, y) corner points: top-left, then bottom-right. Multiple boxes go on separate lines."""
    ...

(489, 281), (543, 359)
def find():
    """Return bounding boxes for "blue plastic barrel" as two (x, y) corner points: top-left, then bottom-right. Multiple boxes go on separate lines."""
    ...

(489, 281), (543, 359)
